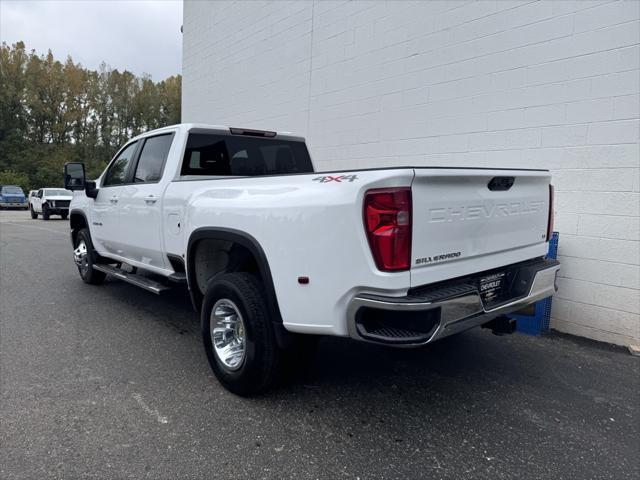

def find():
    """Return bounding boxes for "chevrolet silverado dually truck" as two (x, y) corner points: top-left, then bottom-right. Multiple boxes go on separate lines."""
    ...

(64, 123), (559, 395)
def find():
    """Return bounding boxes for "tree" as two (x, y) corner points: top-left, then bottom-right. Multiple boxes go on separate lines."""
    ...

(0, 41), (181, 191)
(0, 170), (30, 193)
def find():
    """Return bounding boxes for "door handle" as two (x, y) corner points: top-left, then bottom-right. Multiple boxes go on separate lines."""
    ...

(110, 196), (119, 204)
(144, 195), (157, 204)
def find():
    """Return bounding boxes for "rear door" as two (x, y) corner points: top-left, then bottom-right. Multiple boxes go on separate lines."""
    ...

(116, 132), (175, 271)
(410, 169), (551, 287)
(92, 141), (139, 255)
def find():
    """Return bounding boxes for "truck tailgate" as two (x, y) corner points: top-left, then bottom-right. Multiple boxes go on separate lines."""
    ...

(410, 169), (551, 288)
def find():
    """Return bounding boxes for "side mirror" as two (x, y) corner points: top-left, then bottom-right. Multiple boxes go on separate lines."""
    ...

(64, 162), (86, 191)
(85, 180), (98, 199)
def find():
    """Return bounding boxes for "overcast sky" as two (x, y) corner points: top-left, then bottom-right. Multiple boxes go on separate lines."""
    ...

(1, 0), (182, 81)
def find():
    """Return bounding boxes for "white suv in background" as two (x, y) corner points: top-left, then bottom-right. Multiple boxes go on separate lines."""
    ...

(29, 188), (73, 220)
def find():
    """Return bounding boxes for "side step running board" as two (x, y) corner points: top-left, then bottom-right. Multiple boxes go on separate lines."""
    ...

(93, 264), (171, 295)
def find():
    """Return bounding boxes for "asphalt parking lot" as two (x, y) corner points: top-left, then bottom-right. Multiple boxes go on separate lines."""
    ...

(0, 209), (638, 479)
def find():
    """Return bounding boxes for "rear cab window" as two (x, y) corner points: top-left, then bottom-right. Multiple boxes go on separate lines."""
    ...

(181, 132), (313, 177)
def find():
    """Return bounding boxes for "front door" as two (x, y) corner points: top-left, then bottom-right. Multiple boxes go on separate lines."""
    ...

(34, 189), (44, 212)
(116, 132), (175, 271)
(90, 141), (139, 255)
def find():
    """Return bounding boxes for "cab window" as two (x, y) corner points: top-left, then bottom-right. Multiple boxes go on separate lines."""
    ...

(103, 142), (138, 186)
(181, 133), (313, 176)
(133, 134), (174, 183)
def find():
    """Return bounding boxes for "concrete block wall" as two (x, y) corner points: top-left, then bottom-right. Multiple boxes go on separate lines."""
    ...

(183, 0), (640, 346)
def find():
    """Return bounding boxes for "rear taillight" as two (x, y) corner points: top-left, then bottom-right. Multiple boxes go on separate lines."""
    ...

(363, 187), (412, 271)
(547, 184), (554, 241)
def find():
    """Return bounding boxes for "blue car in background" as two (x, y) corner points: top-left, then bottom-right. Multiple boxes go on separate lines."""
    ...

(0, 185), (28, 210)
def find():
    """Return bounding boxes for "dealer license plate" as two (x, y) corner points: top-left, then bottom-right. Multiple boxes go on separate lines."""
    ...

(479, 272), (505, 303)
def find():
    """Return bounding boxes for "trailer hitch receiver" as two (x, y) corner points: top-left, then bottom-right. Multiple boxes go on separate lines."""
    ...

(482, 316), (517, 336)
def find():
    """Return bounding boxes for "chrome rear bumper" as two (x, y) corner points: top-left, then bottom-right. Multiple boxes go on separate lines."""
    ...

(347, 258), (560, 346)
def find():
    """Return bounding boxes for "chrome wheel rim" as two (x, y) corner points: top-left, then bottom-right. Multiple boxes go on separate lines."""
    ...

(73, 240), (89, 273)
(211, 299), (246, 371)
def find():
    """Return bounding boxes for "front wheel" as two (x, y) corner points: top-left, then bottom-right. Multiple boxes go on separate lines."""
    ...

(201, 272), (284, 396)
(61, 212), (68, 220)
(30, 206), (37, 219)
(73, 228), (106, 285)
(42, 204), (50, 220)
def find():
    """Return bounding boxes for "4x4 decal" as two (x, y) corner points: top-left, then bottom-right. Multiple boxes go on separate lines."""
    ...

(313, 175), (358, 183)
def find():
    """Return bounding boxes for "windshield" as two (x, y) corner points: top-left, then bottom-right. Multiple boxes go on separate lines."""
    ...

(45, 189), (71, 196)
(1, 186), (24, 195)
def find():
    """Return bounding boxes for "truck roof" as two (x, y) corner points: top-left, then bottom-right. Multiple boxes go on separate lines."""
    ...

(129, 123), (306, 143)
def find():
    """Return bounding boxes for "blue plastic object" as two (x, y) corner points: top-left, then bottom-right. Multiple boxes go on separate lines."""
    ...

(513, 232), (559, 336)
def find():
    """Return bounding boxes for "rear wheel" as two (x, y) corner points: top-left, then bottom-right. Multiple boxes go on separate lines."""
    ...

(30, 206), (37, 219)
(74, 228), (106, 285)
(42, 204), (50, 220)
(201, 272), (284, 396)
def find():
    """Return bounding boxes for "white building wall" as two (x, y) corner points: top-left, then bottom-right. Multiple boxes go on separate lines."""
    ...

(183, 0), (640, 346)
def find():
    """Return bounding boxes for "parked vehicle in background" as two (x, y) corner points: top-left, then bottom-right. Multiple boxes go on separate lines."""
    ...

(64, 123), (559, 396)
(29, 190), (38, 199)
(29, 188), (73, 220)
(0, 185), (28, 210)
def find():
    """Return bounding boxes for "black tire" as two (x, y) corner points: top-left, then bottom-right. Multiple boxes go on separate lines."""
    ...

(74, 228), (106, 285)
(30, 206), (37, 219)
(42, 204), (50, 220)
(61, 212), (68, 220)
(201, 272), (284, 396)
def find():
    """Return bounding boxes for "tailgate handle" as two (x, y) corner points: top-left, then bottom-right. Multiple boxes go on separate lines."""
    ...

(488, 176), (515, 191)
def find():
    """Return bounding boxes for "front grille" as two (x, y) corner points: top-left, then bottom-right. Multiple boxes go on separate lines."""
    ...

(54, 200), (70, 208)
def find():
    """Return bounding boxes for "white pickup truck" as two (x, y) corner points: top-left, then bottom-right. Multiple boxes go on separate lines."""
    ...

(64, 124), (559, 395)
(29, 188), (73, 220)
